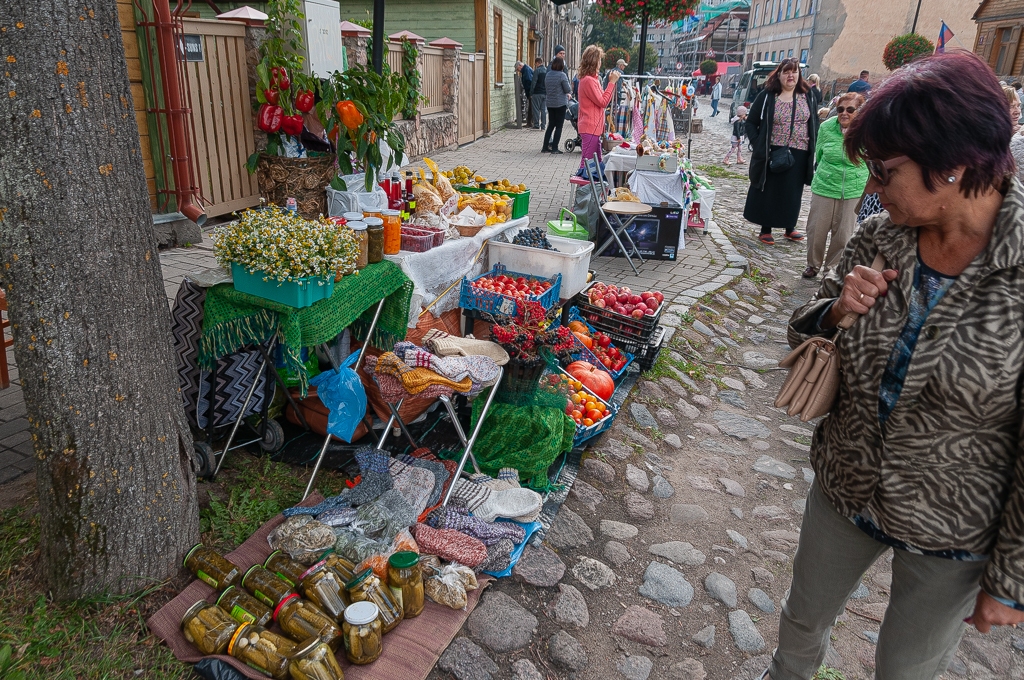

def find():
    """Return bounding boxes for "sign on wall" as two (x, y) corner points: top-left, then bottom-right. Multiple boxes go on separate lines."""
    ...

(178, 34), (204, 62)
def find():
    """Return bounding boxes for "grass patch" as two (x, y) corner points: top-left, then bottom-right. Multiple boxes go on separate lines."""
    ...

(697, 164), (748, 180)
(814, 666), (846, 680)
(745, 267), (772, 286)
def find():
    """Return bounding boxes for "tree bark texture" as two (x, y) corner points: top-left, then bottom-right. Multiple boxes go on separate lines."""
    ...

(0, 0), (200, 599)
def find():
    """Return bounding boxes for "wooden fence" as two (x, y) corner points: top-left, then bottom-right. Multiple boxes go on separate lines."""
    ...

(458, 52), (486, 145)
(420, 47), (445, 115)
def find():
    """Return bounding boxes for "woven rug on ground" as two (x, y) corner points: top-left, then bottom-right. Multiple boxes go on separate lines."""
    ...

(147, 492), (492, 680)
(198, 260), (413, 393)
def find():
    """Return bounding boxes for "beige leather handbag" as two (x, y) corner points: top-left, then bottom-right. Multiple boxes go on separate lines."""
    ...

(774, 253), (886, 422)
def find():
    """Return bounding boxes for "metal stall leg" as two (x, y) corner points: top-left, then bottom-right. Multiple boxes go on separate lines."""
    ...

(438, 394), (481, 474)
(441, 367), (503, 507)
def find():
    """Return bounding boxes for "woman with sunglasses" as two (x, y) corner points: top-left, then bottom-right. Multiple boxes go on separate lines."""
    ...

(743, 58), (820, 245)
(801, 93), (868, 278)
(771, 52), (1024, 680)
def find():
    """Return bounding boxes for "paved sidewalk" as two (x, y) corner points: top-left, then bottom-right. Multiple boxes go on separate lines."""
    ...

(0, 123), (735, 484)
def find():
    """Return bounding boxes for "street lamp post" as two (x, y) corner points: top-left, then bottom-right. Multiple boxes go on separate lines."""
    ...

(636, 7), (651, 75)
(911, 0), (923, 33)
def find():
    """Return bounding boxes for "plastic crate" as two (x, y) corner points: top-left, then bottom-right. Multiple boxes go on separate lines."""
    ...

(543, 367), (619, 447)
(635, 326), (667, 372)
(459, 264), (561, 318)
(460, 186), (531, 219)
(230, 263), (334, 309)
(565, 308), (634, 381)
(573, 293), (664, 351)
(488, 233), (594, 301)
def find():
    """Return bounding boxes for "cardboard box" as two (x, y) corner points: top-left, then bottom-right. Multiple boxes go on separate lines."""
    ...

(603, 203), (684, 261)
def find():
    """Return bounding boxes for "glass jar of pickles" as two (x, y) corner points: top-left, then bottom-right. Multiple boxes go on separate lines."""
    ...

(227, 621), (295, 680)
(183, 544), (241, 590)
(387, 551), (424, 619)
(242, 565), (295, 609)
(264, 550), (306, 588)
(348, 222), (368, 270)
(299, 561), (347, 621)
(381, 209), (402, 255)
(320, 549), (357, 585)
(274, 593), (342, 650)
(217, 585), (272, 627)
(364, 217), (384, 264)
(181, 600), (239, 655)
(288, 637), (346, 680)
(342, 601), (382, 665)
(346, 569), (402, 634)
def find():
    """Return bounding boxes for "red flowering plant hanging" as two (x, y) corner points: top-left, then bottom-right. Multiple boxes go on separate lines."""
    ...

(882, 33), (935, 71)
(595, 0), (699, 23)
(489, 301), (576, 364)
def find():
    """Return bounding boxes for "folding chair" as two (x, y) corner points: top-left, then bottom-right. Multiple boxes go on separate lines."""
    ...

(584, 153), (651, 275)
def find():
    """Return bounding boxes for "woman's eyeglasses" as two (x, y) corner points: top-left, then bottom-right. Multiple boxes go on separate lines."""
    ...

(865, 155), (910, 185)
(836, 106), (859, 114)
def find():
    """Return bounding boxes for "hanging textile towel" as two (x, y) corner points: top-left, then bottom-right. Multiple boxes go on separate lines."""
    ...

(631, 99), (644, 144)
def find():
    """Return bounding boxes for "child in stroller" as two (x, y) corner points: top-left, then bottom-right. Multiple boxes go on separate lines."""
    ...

(563, 99), (582, 152)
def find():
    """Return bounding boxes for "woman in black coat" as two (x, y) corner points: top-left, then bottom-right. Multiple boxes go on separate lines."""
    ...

(744, 58), (820, 245)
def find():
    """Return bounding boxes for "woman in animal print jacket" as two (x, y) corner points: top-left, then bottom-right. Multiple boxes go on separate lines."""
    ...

(766, 52), (1024, 679)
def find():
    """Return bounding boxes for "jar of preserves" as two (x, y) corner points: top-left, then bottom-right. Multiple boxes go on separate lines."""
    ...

(363, 210), (383, 221)
(387, 551), (424, 619)
(320, 550), (357, 585)
(227, 621), (295, 680)
(381, 209), (402, 255)
(183, 544), (241, 590)
(342, 601), (382, 665)
(217, 585), (272, 627)
(265, 550), (306, 588)
(287, 637), (346, 680)
(274, 593), (342, 650)
(181, 600), (239, 655)
(364, 218), (384, 264)
(348, 222), (368, 270)
(342, 211), (364, 223)
(242, 565), (295, 609)
(299, 561), (347, 621)
(345, 569), (402, 634)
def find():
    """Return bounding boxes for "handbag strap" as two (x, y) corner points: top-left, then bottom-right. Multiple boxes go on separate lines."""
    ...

(783, 95), (797, 147)
(837, 252), (888, 330)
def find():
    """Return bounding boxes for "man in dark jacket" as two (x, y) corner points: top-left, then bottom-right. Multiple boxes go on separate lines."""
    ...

(516, 61), (534, 126)
(532, 58), (548, 129)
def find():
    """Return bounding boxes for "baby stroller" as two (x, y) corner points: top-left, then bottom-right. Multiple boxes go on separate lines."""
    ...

(563, 99), (582, 152)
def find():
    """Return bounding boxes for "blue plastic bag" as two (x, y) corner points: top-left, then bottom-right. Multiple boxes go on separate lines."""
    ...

(308, 350), (367, 442)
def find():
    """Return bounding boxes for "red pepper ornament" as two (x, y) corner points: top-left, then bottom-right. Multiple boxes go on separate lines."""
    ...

(264, 88), (280, 106)
(294, 89), (315, 113)
(257, 103), (283, 133)
(280, 114), (304, 137)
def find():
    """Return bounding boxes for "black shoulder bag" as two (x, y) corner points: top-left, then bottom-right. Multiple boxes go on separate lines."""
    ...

(768, 96), (798, 174)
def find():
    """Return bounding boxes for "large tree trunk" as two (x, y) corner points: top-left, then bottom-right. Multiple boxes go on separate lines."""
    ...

(0, 0), (200, 599)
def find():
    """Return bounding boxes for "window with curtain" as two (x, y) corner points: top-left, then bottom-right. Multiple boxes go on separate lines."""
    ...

(794, 0), (801, 17)
(771, 50), (777, 60)
(788, 48), (794, 57)
(777, 1), (784, 22)
(494, 10), (503, 85)
(786, 0), (792, 19)
(753, 2), (760, 27)
(767, 0), (774, 22)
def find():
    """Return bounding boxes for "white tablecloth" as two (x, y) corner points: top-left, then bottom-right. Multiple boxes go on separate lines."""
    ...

(385, 216), (528, 326)
(629, 169), (685, 206)
(604, 148), (637, 174)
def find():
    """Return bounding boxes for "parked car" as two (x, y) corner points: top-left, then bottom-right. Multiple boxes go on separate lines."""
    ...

(729, 60), (807, 119)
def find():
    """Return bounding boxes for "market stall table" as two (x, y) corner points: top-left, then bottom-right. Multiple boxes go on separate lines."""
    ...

(604, 146), (638, 187)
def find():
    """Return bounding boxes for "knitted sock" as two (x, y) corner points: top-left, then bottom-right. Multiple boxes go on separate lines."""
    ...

(422, 329), (510, 365)
(449, 477), (492, 512)
(424, 505), (526, 545)
(346, 446), (394, 506)
(399, 454), (450, 509)
(467, 468), (520, 491)
(283, 493), (351, 517)
(476, 538), (516, 574)
(473, 487), (544, 523)
(411, 522), (488, 568)
(387, 458), (435, 517)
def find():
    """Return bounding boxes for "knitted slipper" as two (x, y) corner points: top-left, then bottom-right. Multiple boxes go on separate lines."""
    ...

(425, 505), (526, 545)
(422, 330), (510, 365)
(398, 454), (451, 509)
(473, 487), (543, 523)
(411, 522), (488, 568)
(475, 538), (516, 574)
(346, 446), (394, 506)
(397, 342), (502, 385)
(374, 352), (412, 380)
(387, 458), (435, 517)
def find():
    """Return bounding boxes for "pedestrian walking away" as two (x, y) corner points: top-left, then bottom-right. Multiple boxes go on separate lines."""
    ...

(743, 58), (819, 245)
(769, 51), (1024, 680)
(723, 106), (748, 165)
(531, 58), (548, 130)
(543, 56), (571, 154)
(711, 80), (722, 117)
(575, 45), (619, 172)
(803, 92), (868, 278)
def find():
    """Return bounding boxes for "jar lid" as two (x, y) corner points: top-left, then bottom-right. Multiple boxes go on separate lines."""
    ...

(319, 548), (336, 561)
(181, 599), (209, 626)
(263, 550), (282, 568)
(347, 221), (367, 231)
(242, 564), (263, 586)
(363, 216), (384, 227)
(227, 621), (251, 655)
(290, 636), (323, 660)
(182, 543), (203, 567)
(388, 551), (419, 569)
(344, 601), (380, 626)
(342, 212), (364, 221)
(344, 568), (373, 590)
(381, 209), (400, 217)
(216, 585), (236, 606)
(272, 592), (300, 622)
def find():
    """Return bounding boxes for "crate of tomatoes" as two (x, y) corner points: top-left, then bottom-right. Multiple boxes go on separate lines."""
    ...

(565, 308), (633, 381)
(542, 364), (618, 446)
(460, 264), (561, 318)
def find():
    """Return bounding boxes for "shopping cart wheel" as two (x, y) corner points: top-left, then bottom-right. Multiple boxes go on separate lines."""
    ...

(564, 139), (576, 152)
(193, 441), (215, 479)
(259, 418), (286, 454)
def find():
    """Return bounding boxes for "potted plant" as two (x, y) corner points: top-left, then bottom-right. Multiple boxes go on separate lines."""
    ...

(882, 33), (935, 71)
(213, 206), (359, 308)
(489, 301), (576, 393)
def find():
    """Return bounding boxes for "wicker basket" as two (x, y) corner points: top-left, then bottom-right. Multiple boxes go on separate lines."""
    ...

(256, 154), (337, 219)
(501, 357), (548, 394)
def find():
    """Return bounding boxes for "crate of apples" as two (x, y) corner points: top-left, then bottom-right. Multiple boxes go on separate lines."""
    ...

(587, 283), (664, 319)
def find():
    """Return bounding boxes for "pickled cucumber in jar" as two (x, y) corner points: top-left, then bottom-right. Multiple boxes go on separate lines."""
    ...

(181, 600), (239, 655)
(387, 551), (424, 619)
(342, 601), (383, 665)
(183, 544), (242, 590)
(217, 585), (272, 627)
(227, 621), (295, 680)
(299, 561), (347, 621)
(287, 637), (346, 680)
(242, 564), (296, 608)
(345, 569), (402, 634)
(265, 550), (307, 587)
(320, 549), (357, 585)
(274, 593), (342, 650)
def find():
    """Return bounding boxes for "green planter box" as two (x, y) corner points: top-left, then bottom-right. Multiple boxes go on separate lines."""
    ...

(230, 262), (334, 309)
(459, 186), (531, 219)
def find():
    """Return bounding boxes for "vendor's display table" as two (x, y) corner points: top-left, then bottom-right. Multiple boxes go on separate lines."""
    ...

(604, 147), (637, 187)
(386, 216), (528, 326)
(629, 168), (685, 206)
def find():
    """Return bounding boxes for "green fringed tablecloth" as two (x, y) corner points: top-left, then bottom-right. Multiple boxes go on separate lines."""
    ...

(198, 261), (413, 391)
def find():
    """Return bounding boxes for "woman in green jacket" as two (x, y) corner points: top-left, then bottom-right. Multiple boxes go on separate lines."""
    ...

(803, 92), (869, 278)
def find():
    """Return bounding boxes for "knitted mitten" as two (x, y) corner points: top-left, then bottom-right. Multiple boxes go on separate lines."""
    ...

(387, 458), (435, 517)
(425, 505), (526, 545)
(411, 522), (488, 568)
(399, 454), (450, 509)
(346, 446), (394, 506)
(475, 538), (516, 574)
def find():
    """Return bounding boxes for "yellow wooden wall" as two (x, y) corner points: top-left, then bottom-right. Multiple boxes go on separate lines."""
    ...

(116, 0), (158, 210)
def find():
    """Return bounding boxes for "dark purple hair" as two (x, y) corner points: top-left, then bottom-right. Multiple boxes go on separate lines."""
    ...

(844, 52), (1012, 196)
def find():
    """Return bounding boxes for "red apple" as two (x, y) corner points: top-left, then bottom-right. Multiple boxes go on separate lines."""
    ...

(640, 291), (653, 301)
(628, 294), (642, 305)
(644, 307), (656, 315)
(617, 292), (629, 304)
(652, 291), (664, 303)
(594, 298), (606, 308)
(614, 305), (627, 315)
(646, 298), (659, 310)
(635, 302), (648, 313)
(631, 309), (645, 319)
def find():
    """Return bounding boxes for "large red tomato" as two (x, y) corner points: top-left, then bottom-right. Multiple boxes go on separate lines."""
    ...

(566, 361), (615, 401)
